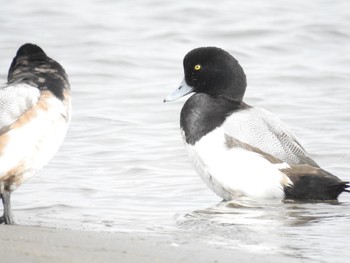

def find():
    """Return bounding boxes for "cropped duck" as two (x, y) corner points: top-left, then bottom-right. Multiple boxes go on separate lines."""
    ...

(0, 43), (71, 224)
(164, 47), (348, 201)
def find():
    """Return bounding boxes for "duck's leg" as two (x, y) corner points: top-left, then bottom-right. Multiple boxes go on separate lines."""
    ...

(0, 191), (14, 224)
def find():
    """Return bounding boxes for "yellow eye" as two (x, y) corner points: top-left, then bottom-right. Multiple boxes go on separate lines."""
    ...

(194, 64), (201, 71)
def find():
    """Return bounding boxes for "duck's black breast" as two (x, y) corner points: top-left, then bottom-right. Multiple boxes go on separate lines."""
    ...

(180, 93), (242, 145)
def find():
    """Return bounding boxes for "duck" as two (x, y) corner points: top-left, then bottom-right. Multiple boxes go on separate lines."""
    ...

(0, 43), (71, 224)
(164, 46), (349, 201)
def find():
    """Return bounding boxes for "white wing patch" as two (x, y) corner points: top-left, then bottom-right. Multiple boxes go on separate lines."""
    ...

(0, 84), (40, 129)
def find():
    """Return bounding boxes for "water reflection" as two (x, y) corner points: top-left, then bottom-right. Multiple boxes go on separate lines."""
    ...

(177, 199), (350, 259)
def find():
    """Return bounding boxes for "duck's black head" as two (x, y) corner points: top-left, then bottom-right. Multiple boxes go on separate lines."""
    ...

(164, 47), (247, 103)
(14, 43), (46, 58)
(184, 47), (246, 101)
(7, 43), (70, 100)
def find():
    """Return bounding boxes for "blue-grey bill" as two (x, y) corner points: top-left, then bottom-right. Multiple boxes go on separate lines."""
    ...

(163, 79), (193, 102)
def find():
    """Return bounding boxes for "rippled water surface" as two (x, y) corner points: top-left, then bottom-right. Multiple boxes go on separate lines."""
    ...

(1, 0), (350, 262)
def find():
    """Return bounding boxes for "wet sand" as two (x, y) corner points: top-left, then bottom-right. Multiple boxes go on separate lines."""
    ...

(0, 225), (308, 263)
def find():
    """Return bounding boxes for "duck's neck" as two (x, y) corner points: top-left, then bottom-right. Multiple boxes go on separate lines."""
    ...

(180, 93), (248, 145)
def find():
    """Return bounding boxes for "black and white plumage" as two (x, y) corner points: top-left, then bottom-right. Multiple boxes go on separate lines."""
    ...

(0, 43), (71, 224)
(164, 46), (348, 201)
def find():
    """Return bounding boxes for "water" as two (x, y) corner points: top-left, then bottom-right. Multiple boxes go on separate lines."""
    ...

(1, 0), (350, 261)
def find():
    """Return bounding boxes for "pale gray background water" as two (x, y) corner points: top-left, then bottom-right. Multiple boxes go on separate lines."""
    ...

(1, 0), (350, 262)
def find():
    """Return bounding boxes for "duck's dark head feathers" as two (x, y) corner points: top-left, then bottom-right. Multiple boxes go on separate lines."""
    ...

(183, 47), (247, 103)
(7, 43), (70, 101)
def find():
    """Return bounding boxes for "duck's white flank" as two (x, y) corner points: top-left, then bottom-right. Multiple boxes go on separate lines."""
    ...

(0, 83), (70, 190)
(182, 127), (292, 200)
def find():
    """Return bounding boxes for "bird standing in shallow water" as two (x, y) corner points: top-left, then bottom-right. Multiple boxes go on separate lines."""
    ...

(0, 43), (71, 224)
(165, 47), (348, 201)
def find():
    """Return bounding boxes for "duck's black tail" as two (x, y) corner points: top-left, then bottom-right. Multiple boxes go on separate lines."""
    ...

(282, 165), (349, 201)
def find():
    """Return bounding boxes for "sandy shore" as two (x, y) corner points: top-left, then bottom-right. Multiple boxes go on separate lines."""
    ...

(0, 225), (306, 263)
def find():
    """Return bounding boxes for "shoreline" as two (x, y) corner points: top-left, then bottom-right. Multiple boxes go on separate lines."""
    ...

(0, 224), (309, 263)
